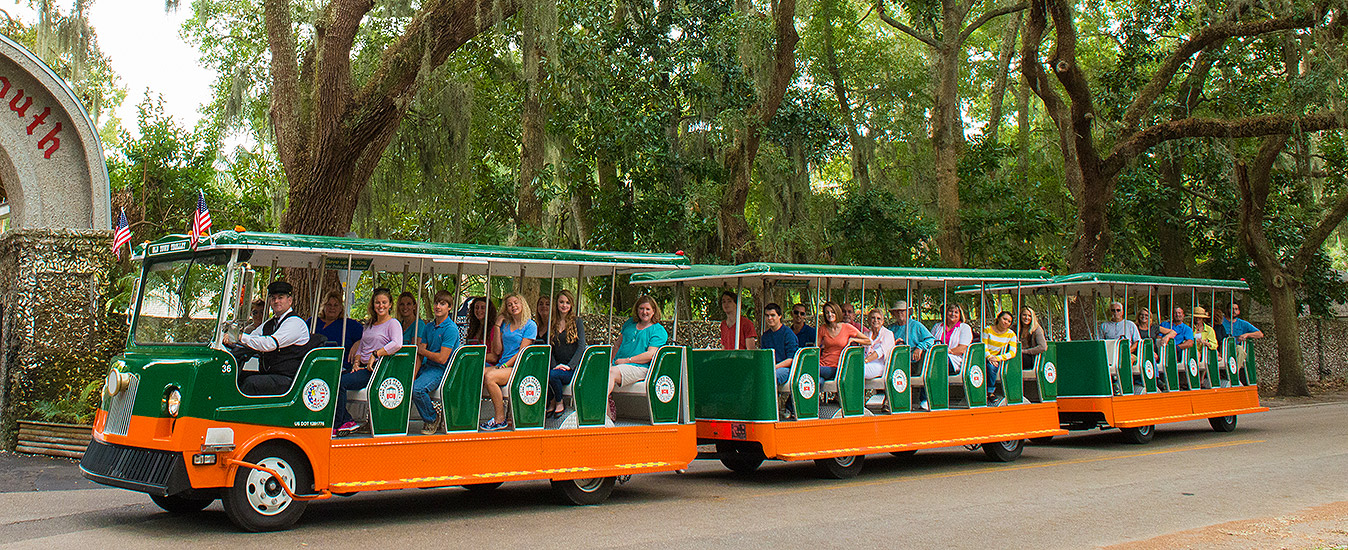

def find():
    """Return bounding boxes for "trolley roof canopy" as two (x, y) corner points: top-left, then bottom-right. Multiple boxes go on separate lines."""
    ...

(136, 231), (691, 278)
(958, 272), (1249, 295)
(630, 262), (1052, 288)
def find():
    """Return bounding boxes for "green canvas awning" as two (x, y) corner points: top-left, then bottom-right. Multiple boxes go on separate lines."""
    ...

(630, 262), (1051, 288)
(958, 272), (1249, 294)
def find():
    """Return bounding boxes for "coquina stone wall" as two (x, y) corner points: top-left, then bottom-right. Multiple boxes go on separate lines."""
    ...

(1246, 315), (1348, 392)
(0, 229), (123, 448)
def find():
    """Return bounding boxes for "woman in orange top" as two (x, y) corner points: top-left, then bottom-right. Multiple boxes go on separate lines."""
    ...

(817, 301), (871, 381)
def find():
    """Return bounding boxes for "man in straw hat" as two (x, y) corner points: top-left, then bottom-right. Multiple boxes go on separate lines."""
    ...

(888, 300), (935, 410)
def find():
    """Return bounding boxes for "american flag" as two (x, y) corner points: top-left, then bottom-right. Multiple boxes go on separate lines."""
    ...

(191, 190), (212, 250)
(112, 209), (131, 259)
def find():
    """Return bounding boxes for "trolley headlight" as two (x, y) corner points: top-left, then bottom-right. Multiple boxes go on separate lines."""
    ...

(106, 366), (129, 396)
(165, 388), (182, 417)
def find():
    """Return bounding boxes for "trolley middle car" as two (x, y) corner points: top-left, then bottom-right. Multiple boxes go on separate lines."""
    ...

(631, 263), (1067, 478)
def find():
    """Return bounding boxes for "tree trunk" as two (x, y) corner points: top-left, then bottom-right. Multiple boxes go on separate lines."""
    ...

(932, 40), (965, 267)
(985, 11), (1021, 142)
(822, 17), (870, 188)
(1015, 77), (1030, 183)
(516, 10), (547, 245)
(1266, 278), (1309, 396)
(1156, 148), (1194, 276)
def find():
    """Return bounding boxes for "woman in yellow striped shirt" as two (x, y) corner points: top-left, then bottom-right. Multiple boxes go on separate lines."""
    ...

(983, 311), (1018, 406)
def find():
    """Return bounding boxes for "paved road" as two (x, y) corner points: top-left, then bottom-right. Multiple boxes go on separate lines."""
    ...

(2, 402), (1346, 549)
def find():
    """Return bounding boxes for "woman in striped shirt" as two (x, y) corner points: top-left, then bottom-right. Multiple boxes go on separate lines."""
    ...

(982, 311), (1018, 406)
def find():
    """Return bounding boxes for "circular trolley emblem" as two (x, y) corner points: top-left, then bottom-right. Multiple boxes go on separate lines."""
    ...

(302, 379), (330, 412)
(378, 378), (404, 409)
(891, 369), (908, 393)
(1043, 362), (1058, 384)
(654, 375), (676, 403)
(518, 376), (542, 405)
(1144, 361), (1155, 380)
(1228, 357), (1238, 374)
(969, 365), (984, 388)
(1187, 359), (1200, 377)
(798, 373), (816, 400)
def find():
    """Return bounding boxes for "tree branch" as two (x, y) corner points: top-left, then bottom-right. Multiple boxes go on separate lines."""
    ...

(1021, 0), (1082, 197)
(958, 2), (1027, 46)
(1119, 11), (1322, 137)
(263, 0), (301, 178)
(1103, 111), (1345, 178)
(875, 0), (941, 49)
(312, 0), (375, 147)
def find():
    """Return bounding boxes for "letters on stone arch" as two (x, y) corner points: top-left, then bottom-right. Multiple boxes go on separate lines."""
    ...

(0, 33), (110, 232)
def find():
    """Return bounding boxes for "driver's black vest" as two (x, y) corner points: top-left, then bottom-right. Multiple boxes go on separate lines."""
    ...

(260, 311), (305, 378)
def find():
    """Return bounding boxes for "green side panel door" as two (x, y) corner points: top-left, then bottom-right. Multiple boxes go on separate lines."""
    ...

(1039, 343), (1058, 401)
(791, 347), (821, 420)
(646, 346), (685, 424)
(441, 345), (487, 433)
(508, 345), (550, 430)
(837, 347), (865, 416)
(1162, 340), (1179, 391)
(1242, 341), (1257, 385)
(1116, 339), (1135, 395)
(886, 345), (911, 413)
(688, 349), (778, 422)
(1182, 347), (1201, 390)
(1003, 352), (1023, 404)
(965, 343), (988, 407)
(1222, 337), (1238, 386)
(369, 345), (416, 437)
(573, 345), (613, 427)
(1205, 345), (1221, 388)
(1140, 340), (1159, 393)
(211, 347), (345, 428)
(1054, 340), (1111, 397)
(925, 345), (950, 410)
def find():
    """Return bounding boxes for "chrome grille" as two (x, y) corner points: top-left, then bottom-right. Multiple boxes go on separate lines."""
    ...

(103, 374), (139, 436)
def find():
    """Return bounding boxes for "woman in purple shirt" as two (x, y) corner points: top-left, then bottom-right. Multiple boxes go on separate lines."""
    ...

(335, 288), (403, 436)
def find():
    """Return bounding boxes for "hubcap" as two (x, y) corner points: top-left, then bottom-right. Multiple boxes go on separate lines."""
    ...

(573, 478), (604, 493)
(1000, 439), (1019, 451)
(835, 455), (855, 467)
(1139, 425), (1153, 436)
(244, 457), (295, 516)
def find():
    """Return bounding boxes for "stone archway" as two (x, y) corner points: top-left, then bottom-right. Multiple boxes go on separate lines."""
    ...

(0, 34), (116, 446)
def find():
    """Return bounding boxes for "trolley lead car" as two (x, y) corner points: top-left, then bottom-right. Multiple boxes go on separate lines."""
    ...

(631, 263), (1068, 478)
(968, 273), (1268, 444)
(81, 231), (695, 531)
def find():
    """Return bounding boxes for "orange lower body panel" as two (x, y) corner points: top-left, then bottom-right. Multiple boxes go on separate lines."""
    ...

(1056, 386), (1267, 428)
(697, 403), (1067, 460)
(326, 424), (696, 491)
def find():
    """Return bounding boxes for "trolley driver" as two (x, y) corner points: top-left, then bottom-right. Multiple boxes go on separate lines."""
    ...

(225, 281), (320, 395)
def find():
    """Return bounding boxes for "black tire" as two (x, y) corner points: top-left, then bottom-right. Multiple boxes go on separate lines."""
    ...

(1120, 425), (1155, 444)
(1030, 436), (1055, 444)
(462, 482), (504, 492)
(813, 454), (864, 479)
(982, 439), (1024, 462)
(716, 441), (765, 473)
(890, 450), (918, 458)
(150, 493), (213, 514)
(551, 477), (616, 505)
(221, 443), (312, 532)
(1209, 415), (1237, 432)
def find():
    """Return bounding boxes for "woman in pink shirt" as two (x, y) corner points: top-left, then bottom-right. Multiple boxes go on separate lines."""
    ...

(335, 288), (404, 436)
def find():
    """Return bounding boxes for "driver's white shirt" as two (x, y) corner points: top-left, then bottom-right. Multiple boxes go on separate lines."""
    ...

(239, 308), (310, 351)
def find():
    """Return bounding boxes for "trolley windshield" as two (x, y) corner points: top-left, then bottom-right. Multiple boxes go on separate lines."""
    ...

(133, 251), (231, 345)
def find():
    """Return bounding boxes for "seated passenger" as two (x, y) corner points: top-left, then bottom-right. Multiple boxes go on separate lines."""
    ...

(465, 296), (501, 364)
(1192, 306), (1217, 351)
(398, 291), (427, 346)
(841, 303), (863, 330)
(789, 303), (817, 347)
(1097, 302), (1141, 355)
(983, 311), (1018, 406)
(335, 288), (403, 436)
(413, 290), (461, 435)
(887, 300), (934, 365)
(762, 303), (801, 385)
(720, 290), (758, 350)
(1135, 309), (1176, 390)
(817, 301), (871, 381)
(480, 293), (537, 431)
(1161, 307), (1195, 351)
(1019, 307), (1048, 368)
(608, 296), (669, 420)
(543, 290), (587, 419)
(932, 305), (973, 375)
(534, 294), (551, 331)
(226, 281), (311, 396)
(861, 308), (895, 379)
(1224, 302), (1264, 342)
(311, 290), (364, 366)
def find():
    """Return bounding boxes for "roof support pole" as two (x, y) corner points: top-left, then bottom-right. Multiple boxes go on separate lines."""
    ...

(734, 277), (743, 350)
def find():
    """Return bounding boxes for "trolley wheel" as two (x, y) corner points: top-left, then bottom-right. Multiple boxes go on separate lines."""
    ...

(716, 441), (765, 473)
(1209, 415), (1237, 432)
(813, 454), (864, 479)
(1120, 425), (1155, 444)
(551, 477), (616, 505)
(890, 450), (918, 458)
(461, 482), (504, 492)
(221, 443), (311, 532)
(150, 493), (213, 514)
(1030, 436), (1055, 445)
(982, 439), (1024, 462)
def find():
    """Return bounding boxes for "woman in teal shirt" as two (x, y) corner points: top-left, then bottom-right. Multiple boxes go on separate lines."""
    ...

(608, 296), (668, 418)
